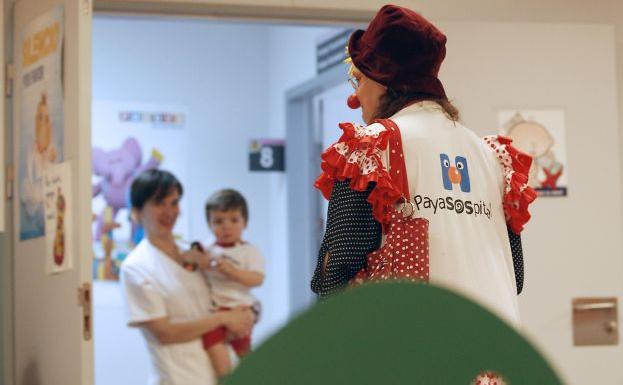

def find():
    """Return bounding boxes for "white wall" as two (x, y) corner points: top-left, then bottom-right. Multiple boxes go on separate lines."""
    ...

(93, 17), (272, 251)
(438, 22), (622, 385)
(265, 24), (339, 322)
(92, 16), (332, 385)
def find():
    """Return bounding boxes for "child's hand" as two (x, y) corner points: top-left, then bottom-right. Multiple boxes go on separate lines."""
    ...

(196, 250), (214, 271)
(216, 260), (238, 278)
(180, 247), (211, 271)
(182, 242), (212, 270)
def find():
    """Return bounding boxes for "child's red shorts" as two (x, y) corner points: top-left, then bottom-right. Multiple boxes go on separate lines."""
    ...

(202, 307), (251, 357)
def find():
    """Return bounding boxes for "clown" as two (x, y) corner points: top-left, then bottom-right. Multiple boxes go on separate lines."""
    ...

(312, 5), (537, 326)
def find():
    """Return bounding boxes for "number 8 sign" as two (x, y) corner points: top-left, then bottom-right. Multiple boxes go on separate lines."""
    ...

(249, 139), (285, 172)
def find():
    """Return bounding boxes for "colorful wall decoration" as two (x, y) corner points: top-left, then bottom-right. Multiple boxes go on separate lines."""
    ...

(498, 109), (568, 197)
(91, 101), (189, 279)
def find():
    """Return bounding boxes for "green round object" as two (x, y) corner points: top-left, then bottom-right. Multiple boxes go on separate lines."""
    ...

(225, 283), (562, 385)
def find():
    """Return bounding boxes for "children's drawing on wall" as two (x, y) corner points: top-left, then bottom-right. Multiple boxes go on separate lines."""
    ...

(93, 138), (162, 244)
(43, 162), (73, 274)
(18, 6), (64, 240)
(91, 101), (189, 280)
(498, 109), (568, 197)
(92, 138), (163, 279)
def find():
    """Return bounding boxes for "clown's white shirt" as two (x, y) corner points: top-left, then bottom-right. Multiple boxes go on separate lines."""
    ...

(377, 102), (521, 326)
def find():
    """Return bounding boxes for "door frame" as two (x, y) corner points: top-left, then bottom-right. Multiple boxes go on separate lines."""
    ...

(285, 63), (347, 314)
(5, 1), (93, 384)
(1, 1), (15, 384)
(92, 1), (374, 24)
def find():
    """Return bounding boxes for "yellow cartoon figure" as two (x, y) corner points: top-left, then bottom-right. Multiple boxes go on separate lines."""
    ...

(34, 92), (57, 170)
(53, 187), (65, 266)
(21, 92), (58, 217)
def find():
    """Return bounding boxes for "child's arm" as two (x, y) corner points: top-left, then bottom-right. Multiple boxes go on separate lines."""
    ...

(216, 260), (264, 287)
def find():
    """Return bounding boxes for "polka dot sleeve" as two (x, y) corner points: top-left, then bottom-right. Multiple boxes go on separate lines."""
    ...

(483, 135), (537, 234)
(310, 180), (382, 297)
(507, 225), (524, 294)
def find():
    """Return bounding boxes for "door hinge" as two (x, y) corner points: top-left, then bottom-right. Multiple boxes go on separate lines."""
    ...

(5, 164), (14, 200)
(5, 62), (14, 98)
(77, 283), (92, 341)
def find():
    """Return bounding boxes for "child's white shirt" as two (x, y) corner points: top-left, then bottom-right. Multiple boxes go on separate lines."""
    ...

(203, 242), (265, 308)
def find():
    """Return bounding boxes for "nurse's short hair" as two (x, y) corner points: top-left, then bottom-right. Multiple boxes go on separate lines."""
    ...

(130, 169), (183, 210)
(205, 189), (248, 223)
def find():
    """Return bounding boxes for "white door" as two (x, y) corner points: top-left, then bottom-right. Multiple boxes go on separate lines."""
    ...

(12, 0), (93, 384)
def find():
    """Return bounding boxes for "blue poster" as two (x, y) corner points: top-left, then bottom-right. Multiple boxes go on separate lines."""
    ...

(17, 6), (64, 240)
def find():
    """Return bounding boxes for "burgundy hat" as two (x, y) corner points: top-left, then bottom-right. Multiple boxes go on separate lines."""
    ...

(348, 4), (447, 98)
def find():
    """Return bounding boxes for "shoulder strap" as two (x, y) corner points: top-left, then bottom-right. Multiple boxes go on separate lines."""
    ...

(375, 119), (410, 199)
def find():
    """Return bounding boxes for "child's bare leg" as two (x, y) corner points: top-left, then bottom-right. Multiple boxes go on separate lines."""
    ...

(207, 342), (231, 378)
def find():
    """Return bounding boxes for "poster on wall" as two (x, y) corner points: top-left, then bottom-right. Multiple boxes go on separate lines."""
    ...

(91, 101), (190, 279)
(498, 109), (568, 197)
(17, 6), (65, 240)
(43, 162), (73, 274)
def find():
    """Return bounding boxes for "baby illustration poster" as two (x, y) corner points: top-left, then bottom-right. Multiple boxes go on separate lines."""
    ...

(498, 109), (568, 197)
(43, 162), (73, 274)
(17, 6), (65, 240)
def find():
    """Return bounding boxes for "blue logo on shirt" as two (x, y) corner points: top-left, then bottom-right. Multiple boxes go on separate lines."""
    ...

(440, 154), (471, 193)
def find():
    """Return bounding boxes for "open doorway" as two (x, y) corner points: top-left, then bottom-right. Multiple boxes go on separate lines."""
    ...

(284, 63), (367, 313)
(90, 15), (355, 384)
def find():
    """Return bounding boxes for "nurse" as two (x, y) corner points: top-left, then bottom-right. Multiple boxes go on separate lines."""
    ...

(120, 169), (254, 384)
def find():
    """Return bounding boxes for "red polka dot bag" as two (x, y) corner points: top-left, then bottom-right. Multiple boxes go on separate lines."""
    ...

(349, 119), (430, 286)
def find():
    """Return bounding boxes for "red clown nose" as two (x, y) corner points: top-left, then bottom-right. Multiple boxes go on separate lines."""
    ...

(347, 93), (361, 109)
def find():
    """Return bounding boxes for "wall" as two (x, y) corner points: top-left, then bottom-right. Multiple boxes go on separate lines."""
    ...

(438, 22), (622, 385)
(266, 24), (340, 320)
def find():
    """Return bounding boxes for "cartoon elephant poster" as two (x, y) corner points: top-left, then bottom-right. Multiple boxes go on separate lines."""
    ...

(91, 101), (189, 279)
(92, 137), (163, 244)
(498, 110), (568, 197)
